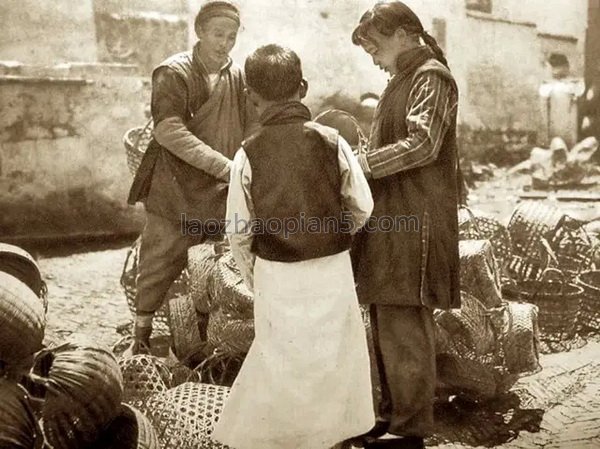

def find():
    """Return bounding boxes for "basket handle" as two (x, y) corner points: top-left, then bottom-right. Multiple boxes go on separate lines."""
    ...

(313, 109), (368, 155)
(540, 237), (559, 267)
(458, 205), (484, 238)
(133, 117), (153, 151)
(119, 239), (140, 288)
(537, 266), (568, 296)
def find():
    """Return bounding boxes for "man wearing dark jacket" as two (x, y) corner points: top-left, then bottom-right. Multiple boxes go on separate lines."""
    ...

(127, 0), (255, 355)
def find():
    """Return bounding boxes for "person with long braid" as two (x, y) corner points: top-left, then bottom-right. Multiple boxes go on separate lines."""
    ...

(350, 2), (462, 448)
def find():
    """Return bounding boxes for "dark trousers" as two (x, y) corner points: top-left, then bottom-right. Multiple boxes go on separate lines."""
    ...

(135, 212), (207, 315)
(369, 304), (436, 437)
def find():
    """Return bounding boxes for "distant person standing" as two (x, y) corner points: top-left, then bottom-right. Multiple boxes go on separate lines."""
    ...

(581, 63), (600, 142)
(126, 0), (255, 355)
(351, 2), (461, 448)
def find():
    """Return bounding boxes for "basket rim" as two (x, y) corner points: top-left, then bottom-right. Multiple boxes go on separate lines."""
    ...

(575, 270), (600, 292)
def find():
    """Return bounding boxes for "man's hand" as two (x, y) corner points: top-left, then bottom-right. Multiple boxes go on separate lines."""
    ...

(217, 160), (233, 182)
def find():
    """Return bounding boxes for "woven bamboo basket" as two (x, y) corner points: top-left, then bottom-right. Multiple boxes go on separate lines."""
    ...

(575, 270), (600, 335)
(41, 341), (124, 449)
(436, 353), (499, 400)
(545, 216), (598, 280)
(123, 119), (153, 176)
(0, 379), (42, 449)
(168, 294), (206, 367)
(0, 272), (46, 371)
(206, 308), (255, 358)
(434, 291), (497, 358)
(502, 268), (583, 345)
(209, 252), (253, 320)
(494, 302), (541, 375)
(459, 239), (503, 308)
(188, 243), (221, 315)
(458, 206), (513, 267)
(119, 355), (172, 410)
(120, 237), (189, 337)
(313, 109), (369, 154)
(507, 202), (564, 281)
(145, 382), (231, 449)
(88, 404), (159, 449)
(0, 243), (48, 311)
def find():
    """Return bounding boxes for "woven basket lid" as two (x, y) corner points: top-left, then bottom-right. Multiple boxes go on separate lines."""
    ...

(0, 379), (39, 449)
(314, 109), (366, 148)
(42, 340), (124, 449)
(87, 404), (159, 449)
(0, 243), (44, 298)
(0, 272), (46, 367)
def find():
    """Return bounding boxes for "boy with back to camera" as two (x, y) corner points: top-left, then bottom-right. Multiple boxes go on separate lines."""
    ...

(212, 44), (375, 449)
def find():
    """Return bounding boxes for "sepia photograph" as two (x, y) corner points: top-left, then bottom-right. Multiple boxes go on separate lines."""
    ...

(0, 0), (599, 448)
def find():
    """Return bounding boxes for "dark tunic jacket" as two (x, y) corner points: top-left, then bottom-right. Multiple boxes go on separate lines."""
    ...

(127, 48), (249, 225)
(352, 58), (461, 310)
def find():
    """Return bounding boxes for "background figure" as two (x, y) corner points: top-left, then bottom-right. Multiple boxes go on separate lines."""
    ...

(350, 2), (461, 448)
(126, 0), (255, 355)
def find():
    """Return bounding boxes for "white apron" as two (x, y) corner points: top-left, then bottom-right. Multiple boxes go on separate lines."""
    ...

(212, 250), (375, 449)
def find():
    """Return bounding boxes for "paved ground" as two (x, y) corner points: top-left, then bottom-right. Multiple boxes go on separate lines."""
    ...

(34, 170), (600, 448)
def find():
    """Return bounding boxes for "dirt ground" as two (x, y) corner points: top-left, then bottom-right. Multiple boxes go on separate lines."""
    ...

(34, 170), (600, 448)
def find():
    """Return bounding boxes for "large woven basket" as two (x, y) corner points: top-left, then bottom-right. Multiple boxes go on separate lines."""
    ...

(120, 237), (189, 337)
(314, 109), (368, 154)
(209, 252), (253, 320)
(145, 382), (231, 449)
(458, 207), (512, 267)
(41, 341), (124, 449)
(575, 270), (600, 334)
(0, 379), (42, 449)
(507, 202), (565, 281)
(188, 243), (220, 315)
(502, 269), (583, 345)
(206, 309), (254, 358)
(89, 404), (159, 449)
(434, 291), (497, 359)
(494, 302), (541, 375)
(123, 119), (153, 176)
(545, 216), (598, 280)
(119, 355), (172, 410)
(168, 294), (205, 367)
(459, 239), (503, 308)
(0, 243), (48, 310)
(0, 272), (46, 371)
(436, 353), (501, 400)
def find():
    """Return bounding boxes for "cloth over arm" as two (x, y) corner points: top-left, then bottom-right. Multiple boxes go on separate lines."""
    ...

(225, 148), (256, 291)
(360, 71), (458, 179)
(151, 67), (232, 181)
(337, 136), (374, 233)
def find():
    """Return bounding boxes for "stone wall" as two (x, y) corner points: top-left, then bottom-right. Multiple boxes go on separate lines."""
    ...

(0, 63), (149, 239)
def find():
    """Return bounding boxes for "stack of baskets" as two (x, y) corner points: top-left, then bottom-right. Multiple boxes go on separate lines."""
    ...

(506, 201), (565, 281)
(435, 237), (541, 400)
(575, 270), (600, 335)
(206, 251), (255, 358)
(503, 201), (598, 349)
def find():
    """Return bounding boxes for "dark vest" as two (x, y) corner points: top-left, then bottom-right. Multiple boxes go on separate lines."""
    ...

(352, 57), (461, 310)
(244, 104), (352, 262)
